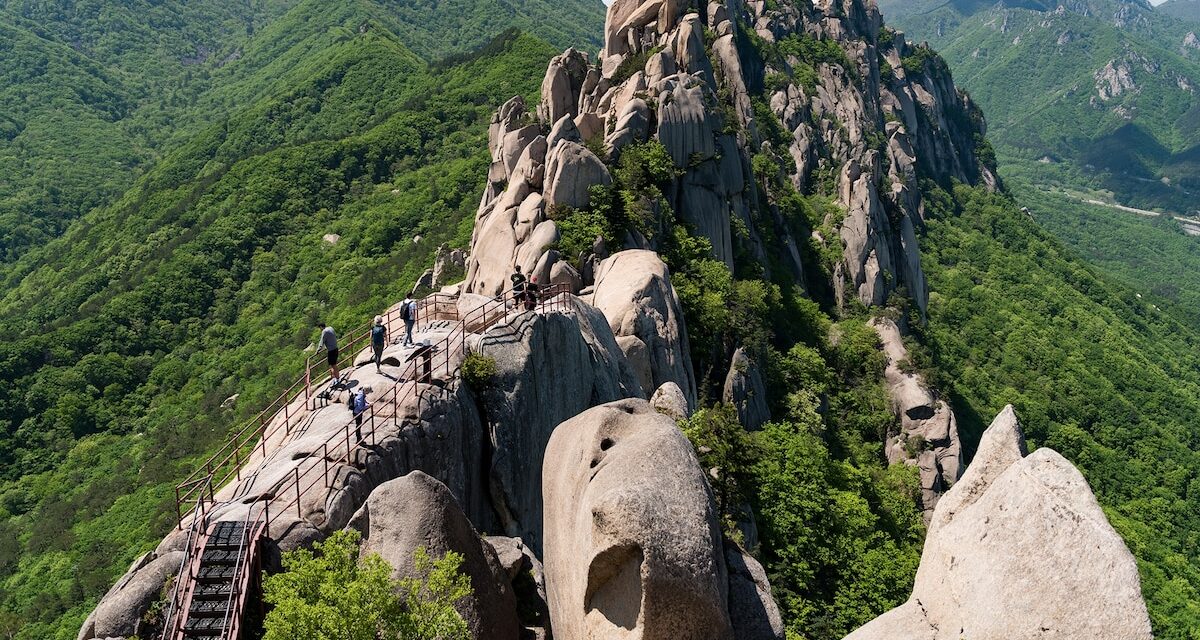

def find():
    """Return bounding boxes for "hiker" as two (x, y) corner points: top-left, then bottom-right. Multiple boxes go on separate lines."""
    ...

(349, 386), (370, 441)
(400, 296), (416, 346)
(371, 315), (387, 373)
(510, 265), (527, 307)
(524, 276), (540, 312)
(318, 322), (340, 383)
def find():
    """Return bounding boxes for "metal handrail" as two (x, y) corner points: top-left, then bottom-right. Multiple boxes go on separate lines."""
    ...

(161, 478), (215, 640)
(258, 284), (571, 536)
(174, 284), (571, 533)
(174, 291), (462, 528)
(220, 503), (268, 640)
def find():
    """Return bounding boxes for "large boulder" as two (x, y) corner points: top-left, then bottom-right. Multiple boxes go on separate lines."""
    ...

(722, 347), (770, 430)
(478, 298), (643, 553)
(844, 406), (1154, 640)
(350, 472), (521, 640)
(590, 250), (697, 412)
(539, 49), (590, 126)
(871, 318), (962, 518)
(542, 399), (734, 640)
(77, 551), (184, 640)
(873, 316), (955, 516)
(724, 542), (785, 640)
(544, 141), (613, 210)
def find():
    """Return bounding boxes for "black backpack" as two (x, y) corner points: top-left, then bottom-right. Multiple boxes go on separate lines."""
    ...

(400, 301), (413, 321)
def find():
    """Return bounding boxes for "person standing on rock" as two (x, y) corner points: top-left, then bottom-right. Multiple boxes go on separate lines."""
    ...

(524, 276), (540, 312)
(510, 265), (527, 307)
(318, 322), (340, 384)
(371, 315), (387, 373)
(400, 297), (416, 346)
(350, 386), (370, 441)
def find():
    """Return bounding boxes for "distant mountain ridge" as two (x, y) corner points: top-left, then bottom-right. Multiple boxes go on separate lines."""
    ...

(879, 0), (1200, 212)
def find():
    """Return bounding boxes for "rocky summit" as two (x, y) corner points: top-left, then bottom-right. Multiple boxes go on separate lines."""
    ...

(72, 1), (1160, 640)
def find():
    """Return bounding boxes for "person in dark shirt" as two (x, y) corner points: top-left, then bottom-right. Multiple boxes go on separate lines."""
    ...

(370, 315), (387, 373)
(524, 276), (540, 312)
(510, 266), (527, 307)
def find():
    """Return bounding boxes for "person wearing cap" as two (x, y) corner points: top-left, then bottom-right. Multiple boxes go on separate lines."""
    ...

(317, 322), (340, 383)
(370, 315), (387, 373)
(400, 296), (416, 346)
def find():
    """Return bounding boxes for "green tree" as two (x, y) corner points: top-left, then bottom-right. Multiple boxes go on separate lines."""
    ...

(262, 530), (471, 640)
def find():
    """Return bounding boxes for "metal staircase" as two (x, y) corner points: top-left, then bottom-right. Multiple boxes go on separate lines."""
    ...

(162, 496), (267, 640)
(161, 284), (572, 640)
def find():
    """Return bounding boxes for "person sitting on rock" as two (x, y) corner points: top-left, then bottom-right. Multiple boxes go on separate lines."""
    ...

(370, 315), (387, 373)
(510, 265), (527, 307)
(317, 322), (340, 384)
(524, 276), (540, 312)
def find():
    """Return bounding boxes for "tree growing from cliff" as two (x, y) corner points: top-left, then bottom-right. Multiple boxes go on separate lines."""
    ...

(261, 530), (470, 640)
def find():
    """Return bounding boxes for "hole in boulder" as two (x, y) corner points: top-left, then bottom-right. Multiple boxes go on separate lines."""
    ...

(584, 544), (643, 632)
(600, 438), (614, 451)
(905, 405), (937, 421)
(292, 451), (313, 461)
(590, 457), (601, 469)
(242, 493), (274, 504)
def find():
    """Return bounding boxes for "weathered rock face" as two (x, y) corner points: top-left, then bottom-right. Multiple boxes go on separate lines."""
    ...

(477, 298), (644, 554)
(722, 347), (771, 430)
(724, 542), (786, 640)
(590, 250), (697, 412)
(542, 399), (734, 640)
(844, 406), (1154, 640)
(470, 0), (993, 316)
(349, 472), (520, 640)
(871, 318), (961, 519)
(77, 551), (184, 640)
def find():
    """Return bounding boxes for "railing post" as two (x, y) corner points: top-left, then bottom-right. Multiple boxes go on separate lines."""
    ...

(295, 467), (302, 519)
(323, 443), (329, 489)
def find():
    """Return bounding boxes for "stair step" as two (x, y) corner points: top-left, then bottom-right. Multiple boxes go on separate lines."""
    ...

(201, 549), (242, 565)
(183, 615), (229, 633)
(207, 522), (248, 549)
(191, 582), (234, 600)
(188, 599), (232, 616)
(197, 565), (236, 582)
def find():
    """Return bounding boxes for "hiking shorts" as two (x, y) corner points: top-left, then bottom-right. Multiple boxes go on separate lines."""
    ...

(327, 349), (339, 366)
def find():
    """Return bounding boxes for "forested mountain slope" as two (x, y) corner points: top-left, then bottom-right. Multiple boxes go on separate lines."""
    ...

(0, 21), (561, 640)
(1160, 0), (1200, 21)
(0, 0), (604, 263)
(879, 0), (1200, 212)
(6, 0), (1200, 638)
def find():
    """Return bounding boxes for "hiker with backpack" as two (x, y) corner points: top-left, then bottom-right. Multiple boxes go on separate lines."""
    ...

(400, 297), (416, 346)
(317, 322), (341, 384)
(511, 266), (527, 307)
(349, 386), (371, 441)
(371, 315), (387, 373)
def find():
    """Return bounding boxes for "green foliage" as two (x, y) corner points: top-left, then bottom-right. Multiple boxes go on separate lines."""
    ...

(0, 25), (559, 639)
(921, 183), (1200, 637)
(899, 46), (943, 75)
(884, 0), (1200, 213)
(262, 530), (470, 640)
(681, 405), (764, 536)
(611, 46), (664, 85)
(684, 317), (923, 639)
(0, 0), (605, 263)
(460, 353), (498, 392)
(548, 200), (616, 265)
